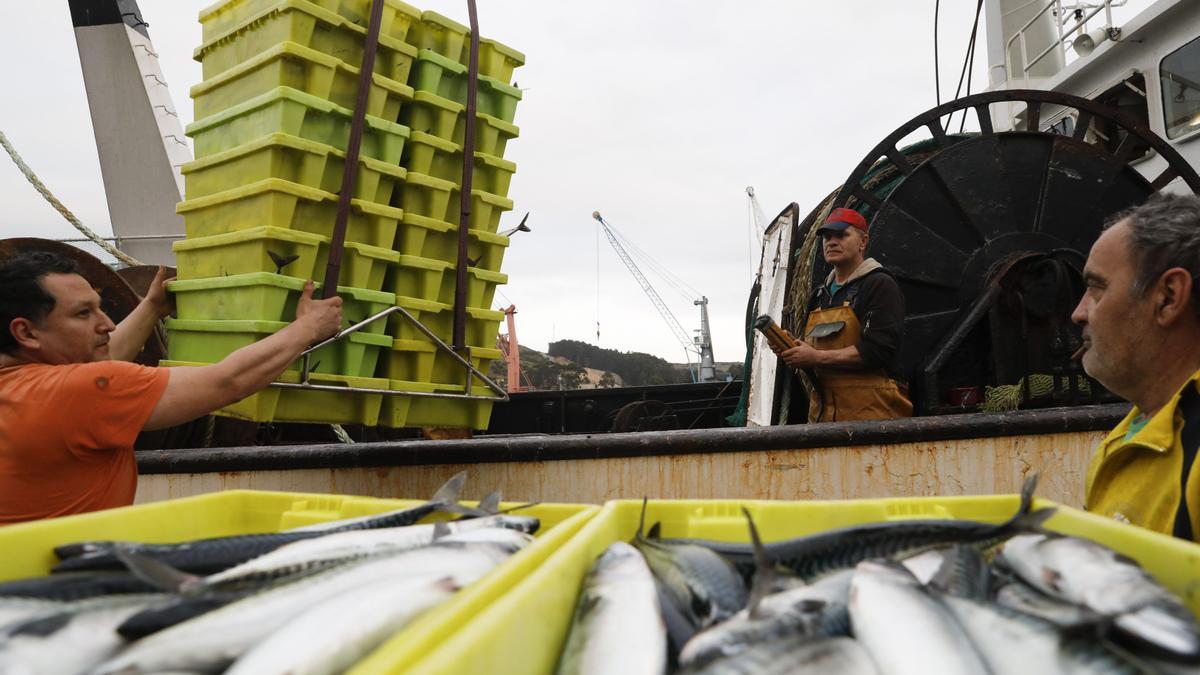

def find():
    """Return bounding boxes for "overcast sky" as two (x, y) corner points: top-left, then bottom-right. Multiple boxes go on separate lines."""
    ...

(0, 1), (994, 364)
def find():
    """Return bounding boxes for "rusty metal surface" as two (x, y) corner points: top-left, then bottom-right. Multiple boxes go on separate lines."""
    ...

(115, 264), (174, 297)
(136, 403), (1129, 474)
(135, 429), (1103, 507)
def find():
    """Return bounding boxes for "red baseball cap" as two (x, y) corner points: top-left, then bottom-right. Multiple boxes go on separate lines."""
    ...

(818, 208), (868, 234)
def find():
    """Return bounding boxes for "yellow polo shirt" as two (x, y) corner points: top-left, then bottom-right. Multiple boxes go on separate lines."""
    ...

(1084, 370), (1200, 539)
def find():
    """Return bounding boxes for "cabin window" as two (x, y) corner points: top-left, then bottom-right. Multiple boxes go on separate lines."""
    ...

(1089, 74), (1151, 161)
(1161, 36), (1200, 139)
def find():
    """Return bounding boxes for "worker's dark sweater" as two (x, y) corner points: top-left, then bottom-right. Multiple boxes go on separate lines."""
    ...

(807, 262), (906, 381)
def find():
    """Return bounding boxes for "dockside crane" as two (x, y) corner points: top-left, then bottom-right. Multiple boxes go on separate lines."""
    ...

(591, 211), (716, 382)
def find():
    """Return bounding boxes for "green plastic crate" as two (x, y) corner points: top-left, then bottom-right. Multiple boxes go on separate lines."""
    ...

(468, 38), (525, 84)
(394, 212), (458, 262)
(191, 41), (414, 121)
(403, 130), (462, 183)
(465, 306), (504, 346)
(407, 11), (469, 62)
(182, 133), (407, 204)
(386, 254), (453, 303)
(168, 273), (395, 334)
(467, 228), (509, 273)
(444, 188), (514, 234)
(396, 171), (455, 220)
(335, 0), (421, 42)
(380, 339), (437, 382)
(170, 272), (305, 322)
(409, 48), (466, 98)
(444, 74), (521, 125)
(178, 178), (404, 249)
(378, 379), (440, 428)
(453, 111), (518, 158)
(314, 240), (400, 293)
(388, 295), (449, 340)
(472, 152), (516, 198)
(274, 371), (388, 424)
(404, 384), (499, 430)
(161, 358), (281, 421)
(430, 344), (501, 387)
(165, 320), (385, 378)
(172, 226), (325, 281)
(196, 0), (418, 85)
(187, 87), (409, 164)
(400, 90), (464, 142)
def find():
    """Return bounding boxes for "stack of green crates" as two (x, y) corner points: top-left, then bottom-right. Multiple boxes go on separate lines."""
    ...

(165, 0), (522, 429)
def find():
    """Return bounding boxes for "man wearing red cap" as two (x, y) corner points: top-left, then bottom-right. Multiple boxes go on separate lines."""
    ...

(772, 207), (912, 422)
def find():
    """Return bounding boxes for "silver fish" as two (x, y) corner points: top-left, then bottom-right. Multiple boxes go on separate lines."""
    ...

(678, 569), (852, 668)
(225, 576), (459, 675)
(678, 636), (879, 675)
(91, 539), (523, 674)
(999, 534), (1200, 660)
(849, 560), (989, 675)
(556, 542), (666, 675)
(941, 593), (1137, 675)
(0, 594), (165, 675)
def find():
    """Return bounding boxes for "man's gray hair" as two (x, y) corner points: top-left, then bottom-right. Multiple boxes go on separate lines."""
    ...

(1105, 193), (1200, 308)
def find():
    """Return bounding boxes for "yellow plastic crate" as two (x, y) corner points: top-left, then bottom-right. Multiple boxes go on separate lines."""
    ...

(400, 90), (464, 142)
(462, 266), (508, 310)
(314, 239), (400, 293)
(380, 339), (438, 383)
(472, 151), (517, 198)
(395, 212), (458, 262)
(168, 273), (395, 328)
(182, 133), (408, 205)
(403, 385), (500, 430)
(187, 87), (409, 165)
(407, 11), (469, 62)
(385, 294), (445, 340)
(403, 130), (462, 183)
(467, 228), (510, 273)
(335, 0), (421, 42)
(398, 496), (1200, 675)
(453, 111), (518, 158)
(191, 41), (414, 121)
(275, 371), (389, 424)
(178, 178), (404, 249)
(386, 254), (454, 303)
(172, 226), (326, 281)
(387, 301), (501, 345)
(378, 379), (440, 427)
(445, 187), (514, 234)
(430, 344), (502, 386)
(469, 37), (525, 84)
(0, 490), (597, 675)
(395, 171), (455, 220)
(196, 0), (418, 84)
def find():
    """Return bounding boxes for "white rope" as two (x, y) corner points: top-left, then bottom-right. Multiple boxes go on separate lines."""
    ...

(0, 128), (142, 267)
(331, 424), (355, 444)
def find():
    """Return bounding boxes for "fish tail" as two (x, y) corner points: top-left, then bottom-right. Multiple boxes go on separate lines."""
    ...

(741, 506), (785, 617)
(635, 497), (650, 542)
(430, 471), (468, 506)
(113, 544), (202, 594)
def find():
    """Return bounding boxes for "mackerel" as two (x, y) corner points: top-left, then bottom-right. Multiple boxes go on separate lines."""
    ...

(0, 572), (154, 602)
(53, 472), (470, 575)
(91, 537), (523, 674)
(556, 542), (667, 675)
(849, 560), (990, 675)
(999, 533), (1200, 661)
(225, 576), (459, 675)
(666, 475), (1051, 581)
(677, 636), (879, 675)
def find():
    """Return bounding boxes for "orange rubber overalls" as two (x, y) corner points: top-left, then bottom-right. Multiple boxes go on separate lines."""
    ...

(804, 302), (913, 423)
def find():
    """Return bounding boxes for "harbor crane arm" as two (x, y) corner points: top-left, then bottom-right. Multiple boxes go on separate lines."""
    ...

(592, 211), (699, 368)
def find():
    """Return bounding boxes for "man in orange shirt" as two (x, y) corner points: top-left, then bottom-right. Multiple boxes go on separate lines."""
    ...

(0, 252), (342, 523)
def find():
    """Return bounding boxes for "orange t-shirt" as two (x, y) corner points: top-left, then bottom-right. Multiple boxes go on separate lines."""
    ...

(0, 360), (170, 524)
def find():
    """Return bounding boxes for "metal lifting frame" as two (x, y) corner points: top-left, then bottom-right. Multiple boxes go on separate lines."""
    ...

(269, 0), (506, 403)
(271, 305), (509, 401)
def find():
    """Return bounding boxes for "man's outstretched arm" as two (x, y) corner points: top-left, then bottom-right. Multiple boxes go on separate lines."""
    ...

(143, 281), (342, 430)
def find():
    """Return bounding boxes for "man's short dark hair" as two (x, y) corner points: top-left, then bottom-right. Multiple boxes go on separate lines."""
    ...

(1104, 193), (1200, 316)
(0, 252), (83, 355)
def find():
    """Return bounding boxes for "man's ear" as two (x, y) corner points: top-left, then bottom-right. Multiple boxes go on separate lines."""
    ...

(8, 318), (39, 350)
(1154, 267), (1194, 327)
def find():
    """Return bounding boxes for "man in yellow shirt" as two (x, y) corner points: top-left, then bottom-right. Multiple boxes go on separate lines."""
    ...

(1073, 193), (1200, 540)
